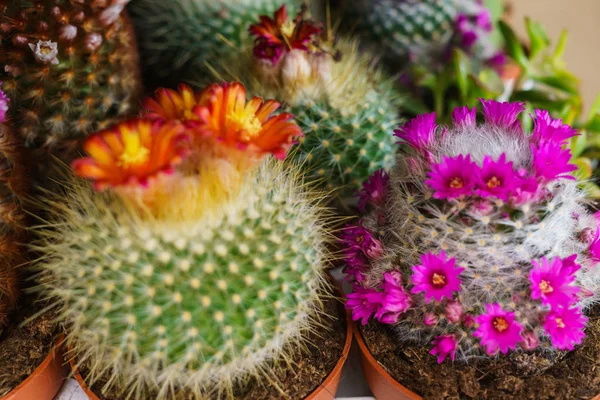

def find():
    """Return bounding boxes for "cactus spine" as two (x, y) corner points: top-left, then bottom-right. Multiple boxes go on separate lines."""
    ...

(0, 0), (141, 150)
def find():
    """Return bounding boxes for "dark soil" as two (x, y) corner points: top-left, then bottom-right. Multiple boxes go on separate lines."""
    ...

(0, 296), (58, 397)
(83, 295), (348, 399)
(361, 307), (600, 400)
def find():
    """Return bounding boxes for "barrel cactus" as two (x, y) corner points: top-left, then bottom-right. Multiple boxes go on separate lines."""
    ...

(0, 0), (141, 151)
(0, 84), (30, 327)
(345, 100), (600, 362)
(33, 81), (335, 398)
(216, 5), (402, 204)
(127, 0), (300, 88)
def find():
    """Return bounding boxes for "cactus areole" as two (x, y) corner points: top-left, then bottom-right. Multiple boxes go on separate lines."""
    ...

(344, 100), (600, 362)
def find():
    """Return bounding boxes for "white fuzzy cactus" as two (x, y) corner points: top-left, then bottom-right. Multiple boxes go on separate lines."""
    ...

(345, 100), (600, 362)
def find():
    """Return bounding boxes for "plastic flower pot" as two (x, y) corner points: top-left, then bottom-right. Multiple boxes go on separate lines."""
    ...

(354, 323), (421, 400)
(2, 336), (68, 400)
(69, 304), (353, 400)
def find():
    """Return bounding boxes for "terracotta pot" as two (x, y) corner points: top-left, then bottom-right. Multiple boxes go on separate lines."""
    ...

(354, 323), (422, 400)
(70, 308), (353, 400)
(2, 336), (68, 400)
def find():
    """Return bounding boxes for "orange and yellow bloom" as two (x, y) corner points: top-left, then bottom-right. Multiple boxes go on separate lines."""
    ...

(143, 83), (204, 125)
(72, 119), (189, 189)
(193, 82), (303, 160)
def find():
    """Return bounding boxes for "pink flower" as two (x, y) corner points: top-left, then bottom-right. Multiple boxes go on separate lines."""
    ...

(394, 113), (437, 152)
(342, 256), (367, 283)
(430, 335), (458, 364)
(373, 271), (412, 324)
(486, 51), (507, 73)
(475, 154), (519, 201)
(346, 286), (380, 325)
(452, 106), (477, 127)
(424, 313), (438, 326)
(530, 109), (578, 146)
(358, 170), (389, 212)
(340, 224), (384, 262)
(521, 331), (540, 350)
(445, 300), (464, 323)
(411, 251), (464, 302)
(543, 306), (587, 350)
(529, 257), (580, 309)
(480, 99), (525, 131)
(469, 199), (495, 216)
(425, 155), (478, 199)
(474, 303), (523, 355)
(561, 254), (582, 276)
(531, 142), (577, 182)
(0, 82), (8, 124)
(588, 228), (600, 262)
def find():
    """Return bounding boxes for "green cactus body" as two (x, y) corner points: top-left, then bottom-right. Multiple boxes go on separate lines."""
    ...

(127, 0), (299, 88)
(33, 160), (331, 399)
(0, 1), (141, 149)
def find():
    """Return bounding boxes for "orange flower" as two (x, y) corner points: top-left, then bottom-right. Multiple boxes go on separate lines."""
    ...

(143, 83), (204, 125)
(72, 119), (189, 189)
(193, 82), (303, 160)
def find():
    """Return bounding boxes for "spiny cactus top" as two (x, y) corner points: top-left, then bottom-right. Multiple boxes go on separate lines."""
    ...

(34, 81), (335, 399)
(0, 0), (141, 150)
(344, 100), (600, 362)
(221, 5), (402, 204)
(127, 0), (299, 88)
(0, 83), (30, 327)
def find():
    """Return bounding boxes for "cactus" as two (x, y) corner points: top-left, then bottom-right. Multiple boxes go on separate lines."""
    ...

(0, 0), (141, 150)
(127, 0), (300, 89)
(345, 100), (600, 362)
(32, 81), (335, 399)
(0, 84), (30, 327)
(215, 5), (403, 205)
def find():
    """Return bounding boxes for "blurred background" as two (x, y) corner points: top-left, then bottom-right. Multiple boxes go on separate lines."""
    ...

(513, 0), (600, 111)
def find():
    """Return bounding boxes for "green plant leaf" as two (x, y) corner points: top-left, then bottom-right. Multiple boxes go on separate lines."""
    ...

(525, 18), (550, 59)
(570, 130), (588, 158)
(498, 21), (530, 71)
(452, 49), (470, 102)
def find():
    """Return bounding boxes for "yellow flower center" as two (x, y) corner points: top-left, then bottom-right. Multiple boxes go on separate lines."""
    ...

(229, 113), (263, 142)
(449, 177), (464, 189)
(355, 235), (365, 244)
(431, 272), (446, 288)
(40, 45), (53, 56)
(118, 147), (150, 168)
(539, 280), (554, 294)
(280, 21), (296, 40)
(493, 317), (509, 332)
(487, 176), (501, 189)
(556, 317), (565, 329)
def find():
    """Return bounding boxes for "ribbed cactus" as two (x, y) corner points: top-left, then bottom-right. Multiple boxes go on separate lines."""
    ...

(217, 5), (402, 204)
(127, 0), (299, 88)
(33, 81), (334, 399)
(0, 84), (30, 327)
(345, 100), (600, 362)
(0, 0), (141, 150)
(338, 0), (502, 67)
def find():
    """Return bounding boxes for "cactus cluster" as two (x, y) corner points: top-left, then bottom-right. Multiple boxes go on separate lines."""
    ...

(0, 0), (141, 150)
(127, 0), (299, 88)
(0, 84), (29, 327)
(219, 5), (402, 204)
(32, 81), (335, 399)
(345, 100), (600, 362)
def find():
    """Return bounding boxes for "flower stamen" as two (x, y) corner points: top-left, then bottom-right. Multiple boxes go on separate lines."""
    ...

(493, 317), (509, 332)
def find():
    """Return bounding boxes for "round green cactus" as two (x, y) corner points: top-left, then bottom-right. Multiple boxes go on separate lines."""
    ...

(0, 0), (141, 150)
(127, 0), (300, 88)
(33, 160), (332, 399)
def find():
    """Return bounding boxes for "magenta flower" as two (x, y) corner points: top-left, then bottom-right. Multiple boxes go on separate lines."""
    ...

(430, 335), (458, 364)
(475, 154), (518, 201)
(521, 331), (540, 351)
(445, 300), (464, 323)
(425, 155), (478, 199)
(480, 99), (525, 131)
(452, 106), (477, 127)
(486, 51), (507, 73)
(346, 286), (380, 325)
(529, 257), (579, 309)
(473, 303), (523, 355)
(561, 254), (582, 276)
(543, 306), (587, 350)
(0, 83), (9, 124)
(588, 228), (600, 262)
(394, 112), (437, 152)
(424, 313), (438, 326)
(531, 142), (577, 182)
(340, 224), (384, 260)
(342, 256), (367, 283)
(373, 271), (412, 324)
(530, 109), (578, 145)
(358, 170), (389, 212)
(411, 251), (464, 302)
